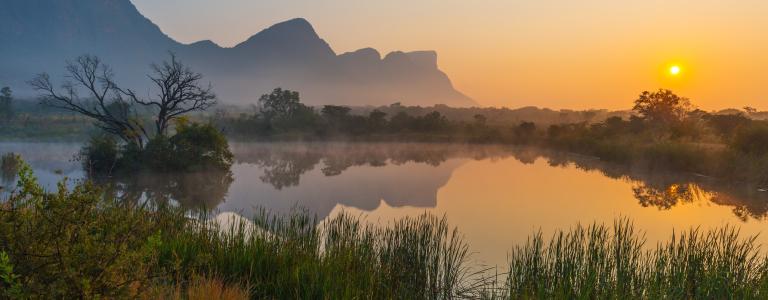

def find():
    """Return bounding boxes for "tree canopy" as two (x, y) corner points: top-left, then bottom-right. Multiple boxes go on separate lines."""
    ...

(632, 89), (692, 125)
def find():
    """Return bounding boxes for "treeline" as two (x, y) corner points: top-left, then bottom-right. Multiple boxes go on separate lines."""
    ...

(216, 88), (547, 143)
(215, 88), (768, 185)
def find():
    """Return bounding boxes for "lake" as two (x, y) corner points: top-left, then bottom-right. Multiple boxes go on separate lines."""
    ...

(2, 141), (768, 268)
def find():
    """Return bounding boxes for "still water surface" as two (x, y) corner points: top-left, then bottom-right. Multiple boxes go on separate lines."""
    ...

(2, 142), (768, 268)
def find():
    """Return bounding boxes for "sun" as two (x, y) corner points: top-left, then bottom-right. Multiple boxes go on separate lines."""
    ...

(669, 65), (681, 76)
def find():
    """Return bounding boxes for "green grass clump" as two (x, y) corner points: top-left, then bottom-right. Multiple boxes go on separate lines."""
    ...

(163, 210), (477, 299)
(505, 219), (768, 299)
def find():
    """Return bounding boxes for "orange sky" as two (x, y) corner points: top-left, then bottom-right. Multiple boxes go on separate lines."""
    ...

(133, 0), (768, 110)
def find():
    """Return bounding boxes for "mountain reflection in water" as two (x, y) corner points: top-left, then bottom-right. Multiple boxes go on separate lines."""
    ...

(2, 142), (768, 222)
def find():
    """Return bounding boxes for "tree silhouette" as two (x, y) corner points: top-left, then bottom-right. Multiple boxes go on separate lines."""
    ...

(632, 89), (691, 125)
(30, 54), (215, 145)
(119, 53), (215, 136)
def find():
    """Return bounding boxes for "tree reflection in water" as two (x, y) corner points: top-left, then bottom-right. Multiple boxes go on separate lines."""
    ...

(97, 170), (234, 211)
(61, 142), (768, 221)
(231, 143), (506, 190)
(527, 148), (768, 221)
(632, 183), (707, 210)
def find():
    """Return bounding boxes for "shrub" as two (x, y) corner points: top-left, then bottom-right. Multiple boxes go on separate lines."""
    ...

(170, 122), (234, 172)
(79, 122), (233, 175)
(0, 162), (182, 298)
(731, 124), (768, 156)
(79, 134), (119, 174)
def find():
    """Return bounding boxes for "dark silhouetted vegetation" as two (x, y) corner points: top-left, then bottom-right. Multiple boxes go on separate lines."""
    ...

(29, 54), (231, 176)
(0, 87), (13, 122)
(212, 88), (768, 187)
(0, 153), (21, 185)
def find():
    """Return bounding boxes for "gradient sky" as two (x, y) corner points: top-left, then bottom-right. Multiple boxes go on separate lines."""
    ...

(132, 0), (768, 110)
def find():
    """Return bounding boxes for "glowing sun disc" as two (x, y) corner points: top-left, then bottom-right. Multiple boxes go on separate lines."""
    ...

(669, 65), (681, 75)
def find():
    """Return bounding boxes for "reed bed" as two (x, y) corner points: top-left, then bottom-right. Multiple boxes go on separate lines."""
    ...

(504, 219), (768, 299)
(161, 209), (480, 299)
(3, 163), (768, 298)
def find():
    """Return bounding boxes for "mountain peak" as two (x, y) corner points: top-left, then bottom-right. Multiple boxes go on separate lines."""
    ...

(232, 18), (335, 59)
(237, 18), (320, 47)
(272, 18), (315, 33)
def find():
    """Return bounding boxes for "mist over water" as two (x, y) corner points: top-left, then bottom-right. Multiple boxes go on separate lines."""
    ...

(2, 141), (767, 268)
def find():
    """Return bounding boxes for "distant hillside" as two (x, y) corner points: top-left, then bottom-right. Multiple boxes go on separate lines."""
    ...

(0, 0), (474, 107)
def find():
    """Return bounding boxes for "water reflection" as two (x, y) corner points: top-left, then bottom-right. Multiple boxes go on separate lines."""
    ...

(221, 143), (518, 219)
(232, 143), (512, 190)
(99, 170), (234, 211)
(2, 142), (768, 222)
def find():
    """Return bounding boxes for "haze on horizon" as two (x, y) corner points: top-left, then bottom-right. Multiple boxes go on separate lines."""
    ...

(132, 0), (768, 111)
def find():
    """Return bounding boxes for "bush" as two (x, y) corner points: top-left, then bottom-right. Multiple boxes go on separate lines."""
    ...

(79, 134), (119, 174)
(731, 124), (768, 156)
(170, 122), (234, 172)
(0, 163), (182, 298)
(80, 122), (233, 175)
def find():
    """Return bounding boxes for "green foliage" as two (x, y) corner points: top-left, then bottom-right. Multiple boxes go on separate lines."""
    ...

(0, 162), (181, 298)
(79, 134), (120, 174)
(0, 251), (24, 299)
(168, 122), (234, 171)
(505, 219), (768, 299)
(161, 210), (478, 299)
(81, 122), (234, 175)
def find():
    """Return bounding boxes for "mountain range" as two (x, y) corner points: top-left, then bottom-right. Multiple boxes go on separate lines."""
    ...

(0, 0), (474, 106)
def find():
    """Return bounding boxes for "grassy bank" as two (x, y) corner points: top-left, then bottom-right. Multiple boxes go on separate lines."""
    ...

(2, 164), (768, 299)
(0, 163), (477, 298)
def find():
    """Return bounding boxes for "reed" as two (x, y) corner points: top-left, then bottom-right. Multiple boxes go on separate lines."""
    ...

(3, 163), (768, 299)
(505, 219), (768, 299)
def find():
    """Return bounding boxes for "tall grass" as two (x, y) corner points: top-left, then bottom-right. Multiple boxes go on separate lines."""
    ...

(163, 210), (479, 299)
(505, 219), (768, 299)
(4, 163), (768, 298)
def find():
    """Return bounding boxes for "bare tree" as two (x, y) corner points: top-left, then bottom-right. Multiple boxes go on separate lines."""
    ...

(30, 53), (216, 144)
(119, 53), (216, 136)
(29, 55), (149, 146)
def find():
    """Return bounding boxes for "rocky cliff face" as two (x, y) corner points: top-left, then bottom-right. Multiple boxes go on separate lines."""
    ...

(1, 0), (474, 106)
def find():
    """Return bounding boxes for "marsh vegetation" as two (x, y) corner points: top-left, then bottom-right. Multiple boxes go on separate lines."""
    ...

(3, 165), (768, 298)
